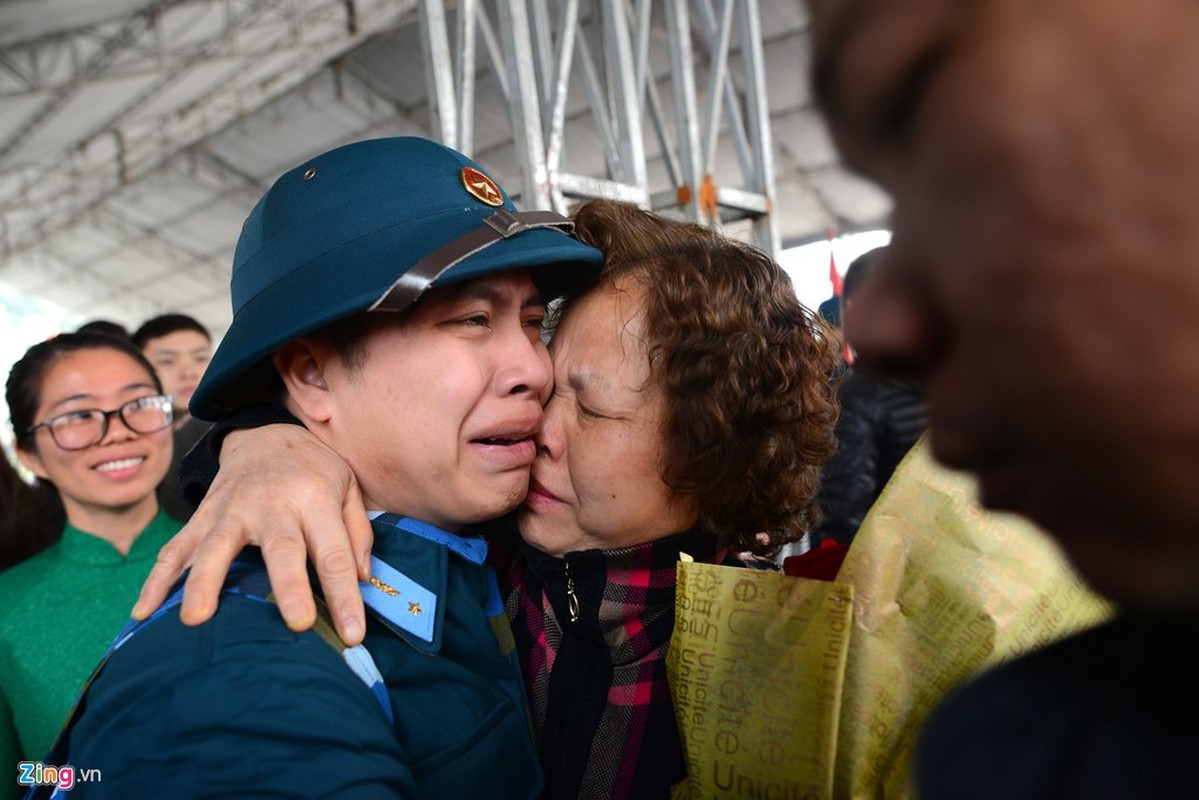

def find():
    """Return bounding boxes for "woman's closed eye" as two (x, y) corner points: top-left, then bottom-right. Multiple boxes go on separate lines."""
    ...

(576, 399), (611, 421)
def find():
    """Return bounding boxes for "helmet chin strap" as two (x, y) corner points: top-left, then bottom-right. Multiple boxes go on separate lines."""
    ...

(369, 209), (577, 313)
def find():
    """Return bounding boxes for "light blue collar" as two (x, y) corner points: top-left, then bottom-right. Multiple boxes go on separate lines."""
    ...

(367, 511), (489, 565)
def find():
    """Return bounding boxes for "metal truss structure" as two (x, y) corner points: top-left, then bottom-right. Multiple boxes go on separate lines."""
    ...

(419, 0), (779, 251)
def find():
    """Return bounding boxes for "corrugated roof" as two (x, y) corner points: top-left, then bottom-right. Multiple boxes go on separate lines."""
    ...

(0, 0), (891, 341)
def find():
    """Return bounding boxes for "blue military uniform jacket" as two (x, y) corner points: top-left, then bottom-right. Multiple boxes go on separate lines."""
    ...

(48, 514), (542, 798)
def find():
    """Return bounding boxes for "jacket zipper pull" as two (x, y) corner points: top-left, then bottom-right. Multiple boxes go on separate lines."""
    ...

(564, 561), (580, 623)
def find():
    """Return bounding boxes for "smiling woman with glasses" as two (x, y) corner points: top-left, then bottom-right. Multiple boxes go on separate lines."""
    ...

(0, 332), (183, 783)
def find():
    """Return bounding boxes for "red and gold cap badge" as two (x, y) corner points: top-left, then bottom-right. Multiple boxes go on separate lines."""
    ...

(460, 166), (504, 207)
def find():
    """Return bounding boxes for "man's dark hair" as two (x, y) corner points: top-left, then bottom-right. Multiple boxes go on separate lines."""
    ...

(843, 246), (888, 300)
(132, 313), (211, 350)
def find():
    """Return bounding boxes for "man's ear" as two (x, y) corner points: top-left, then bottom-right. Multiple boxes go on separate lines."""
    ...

(16, 446), (49, 482)
(270, 338), (336, 423)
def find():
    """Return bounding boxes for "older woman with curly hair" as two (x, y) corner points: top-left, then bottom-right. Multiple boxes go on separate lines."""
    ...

(135, 198), (841, 799)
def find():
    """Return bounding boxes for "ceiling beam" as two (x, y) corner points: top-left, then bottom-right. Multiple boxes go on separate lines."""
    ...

(0, 0), (419, 263)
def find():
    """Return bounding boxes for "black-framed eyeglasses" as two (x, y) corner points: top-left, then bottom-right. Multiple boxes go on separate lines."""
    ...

(22, 394), (174, 451)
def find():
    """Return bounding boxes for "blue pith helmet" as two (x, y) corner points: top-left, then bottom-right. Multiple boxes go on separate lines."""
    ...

(191, 136), (604, 420)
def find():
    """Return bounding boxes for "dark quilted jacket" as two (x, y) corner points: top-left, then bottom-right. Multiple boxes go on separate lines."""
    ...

(815, 369), (928, 545)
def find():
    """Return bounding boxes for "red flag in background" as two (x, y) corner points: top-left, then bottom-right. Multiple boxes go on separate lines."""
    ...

(827, 229), (853, 363)
(828, 229), (843, 297)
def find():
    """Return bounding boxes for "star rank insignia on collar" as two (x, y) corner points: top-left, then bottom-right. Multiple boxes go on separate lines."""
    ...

(360, 555), (437, 643)
(460, 166), (504, 207)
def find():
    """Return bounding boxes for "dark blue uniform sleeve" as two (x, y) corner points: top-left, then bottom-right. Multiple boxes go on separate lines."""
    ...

(67, 597), (413, 799)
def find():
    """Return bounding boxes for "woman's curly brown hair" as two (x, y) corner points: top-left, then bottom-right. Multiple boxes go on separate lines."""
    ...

(558, 199), (842, 555)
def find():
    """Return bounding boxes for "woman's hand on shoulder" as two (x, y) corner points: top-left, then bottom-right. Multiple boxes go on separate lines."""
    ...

(132, 423), (373, 646)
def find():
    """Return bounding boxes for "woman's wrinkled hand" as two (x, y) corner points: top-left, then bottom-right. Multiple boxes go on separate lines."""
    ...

(131, 423), (373, 645)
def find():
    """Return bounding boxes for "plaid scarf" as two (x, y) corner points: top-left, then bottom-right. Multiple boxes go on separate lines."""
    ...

(507, 529), (730, 800)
